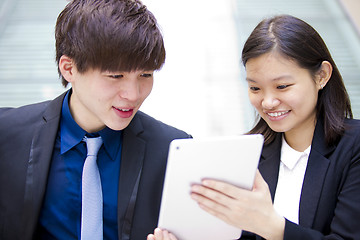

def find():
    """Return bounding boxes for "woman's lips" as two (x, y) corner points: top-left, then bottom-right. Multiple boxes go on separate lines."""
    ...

(265, 110), (290, 120)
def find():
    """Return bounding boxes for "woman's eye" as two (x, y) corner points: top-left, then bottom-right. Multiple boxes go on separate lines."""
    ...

(249, 86), (260, 91)
(277, 85), (289, 89)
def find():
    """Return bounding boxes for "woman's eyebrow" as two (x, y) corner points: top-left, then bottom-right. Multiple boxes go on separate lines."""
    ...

(246, 75), (293, 83)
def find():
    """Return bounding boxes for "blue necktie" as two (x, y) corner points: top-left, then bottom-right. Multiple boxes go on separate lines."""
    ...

(81, 136), (103, 240)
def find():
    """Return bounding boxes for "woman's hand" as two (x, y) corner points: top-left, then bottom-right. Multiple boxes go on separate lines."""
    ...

(190, 170), (285, 240)
(147, 228), (178, 240)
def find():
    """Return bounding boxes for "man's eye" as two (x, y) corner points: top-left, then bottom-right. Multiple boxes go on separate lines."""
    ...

(141, 73), (153, 78)
(109, 75), (123, 79)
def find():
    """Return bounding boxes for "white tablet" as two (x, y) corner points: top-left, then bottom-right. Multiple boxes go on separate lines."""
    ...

(158, 134), (264, 240)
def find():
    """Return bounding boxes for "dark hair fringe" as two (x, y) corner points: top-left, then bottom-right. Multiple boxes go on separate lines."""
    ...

(55, 0), (165, 87)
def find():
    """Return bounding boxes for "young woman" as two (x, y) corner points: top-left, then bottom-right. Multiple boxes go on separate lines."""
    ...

(149, 15), (360, 240)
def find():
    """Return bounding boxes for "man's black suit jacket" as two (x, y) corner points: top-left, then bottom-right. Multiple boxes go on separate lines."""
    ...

(0, 91), (191, 240)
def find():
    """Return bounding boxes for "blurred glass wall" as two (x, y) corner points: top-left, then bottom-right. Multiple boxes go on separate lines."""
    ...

(0, 0), (359, 137)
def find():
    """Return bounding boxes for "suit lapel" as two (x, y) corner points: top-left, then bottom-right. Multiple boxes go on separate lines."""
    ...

(258, 133), (282, 201)
(21, 91), (147, 239)
(299, 121), (334, 227)
(117, 114), (146, 240)
(258, 123), (334, 228)
(258, 121), (335, 231)
(22, 92), (66, 237)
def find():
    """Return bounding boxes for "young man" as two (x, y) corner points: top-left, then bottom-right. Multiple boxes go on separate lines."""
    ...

(0, 0), (191, 239)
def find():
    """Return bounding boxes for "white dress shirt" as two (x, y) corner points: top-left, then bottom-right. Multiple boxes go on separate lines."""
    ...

(273, 136), (311, 224)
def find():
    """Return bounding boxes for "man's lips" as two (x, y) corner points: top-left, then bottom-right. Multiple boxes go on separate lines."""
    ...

(113, 106), (134, 118)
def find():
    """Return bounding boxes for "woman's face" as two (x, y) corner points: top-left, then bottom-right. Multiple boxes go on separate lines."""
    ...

(245, 52), (322, 140)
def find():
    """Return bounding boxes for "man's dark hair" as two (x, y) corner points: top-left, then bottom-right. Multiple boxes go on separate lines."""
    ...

(55, 0), (165, 87)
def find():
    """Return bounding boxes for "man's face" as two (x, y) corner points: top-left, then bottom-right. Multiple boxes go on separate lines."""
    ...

(68, 67), (154, 133)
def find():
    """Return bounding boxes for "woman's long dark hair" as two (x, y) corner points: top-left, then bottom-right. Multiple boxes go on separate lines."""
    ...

(242, 15), (352, 146)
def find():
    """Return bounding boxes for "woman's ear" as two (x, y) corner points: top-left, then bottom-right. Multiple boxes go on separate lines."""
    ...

(317, 61), (333, 90)
(59, 55), (75, 83)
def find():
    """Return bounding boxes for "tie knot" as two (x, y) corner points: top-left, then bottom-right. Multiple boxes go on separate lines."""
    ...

(84, 136), (103, 156)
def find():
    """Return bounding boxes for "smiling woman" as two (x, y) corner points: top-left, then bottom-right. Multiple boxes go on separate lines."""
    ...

(245, 51), (332, 151)
(149, 14), (360, 240)
(232, 14), (359, 240)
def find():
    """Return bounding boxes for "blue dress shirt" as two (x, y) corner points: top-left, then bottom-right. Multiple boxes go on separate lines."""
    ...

(38, 92), (122, 239)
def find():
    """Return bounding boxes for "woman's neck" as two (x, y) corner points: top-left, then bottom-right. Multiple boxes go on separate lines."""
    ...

(284, 120), (316, 152)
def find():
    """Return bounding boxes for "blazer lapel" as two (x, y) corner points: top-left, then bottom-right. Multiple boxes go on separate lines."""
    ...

(259, 121), (335, 229)
(299, 121), (334, 227)
(258, 133), (282, 201)
(22, 92), (66, 238)
(117, 114), (146, 240)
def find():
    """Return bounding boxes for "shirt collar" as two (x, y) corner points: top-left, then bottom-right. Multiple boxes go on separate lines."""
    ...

(280, 135), (311, 170)
(60, 91), (122, 160)
(97, 127), (122, 161)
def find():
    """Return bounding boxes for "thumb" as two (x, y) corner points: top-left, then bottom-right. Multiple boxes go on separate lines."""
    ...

(253, 170), (268, 192)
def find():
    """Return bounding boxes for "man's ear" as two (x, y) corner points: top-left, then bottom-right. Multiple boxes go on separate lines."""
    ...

(59, 55), (75, 83)
(317, 61), (332, 90)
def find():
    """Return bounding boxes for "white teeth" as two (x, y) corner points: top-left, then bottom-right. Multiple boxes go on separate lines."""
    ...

(267, 111), (289, 117)
(115, 107), (130, 112)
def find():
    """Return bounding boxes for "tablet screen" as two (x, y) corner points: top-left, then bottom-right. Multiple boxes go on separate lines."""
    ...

(158, 134), (264, 240)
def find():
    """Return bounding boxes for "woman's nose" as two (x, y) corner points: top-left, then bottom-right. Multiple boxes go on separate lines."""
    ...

(262, 94), (280, 109)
